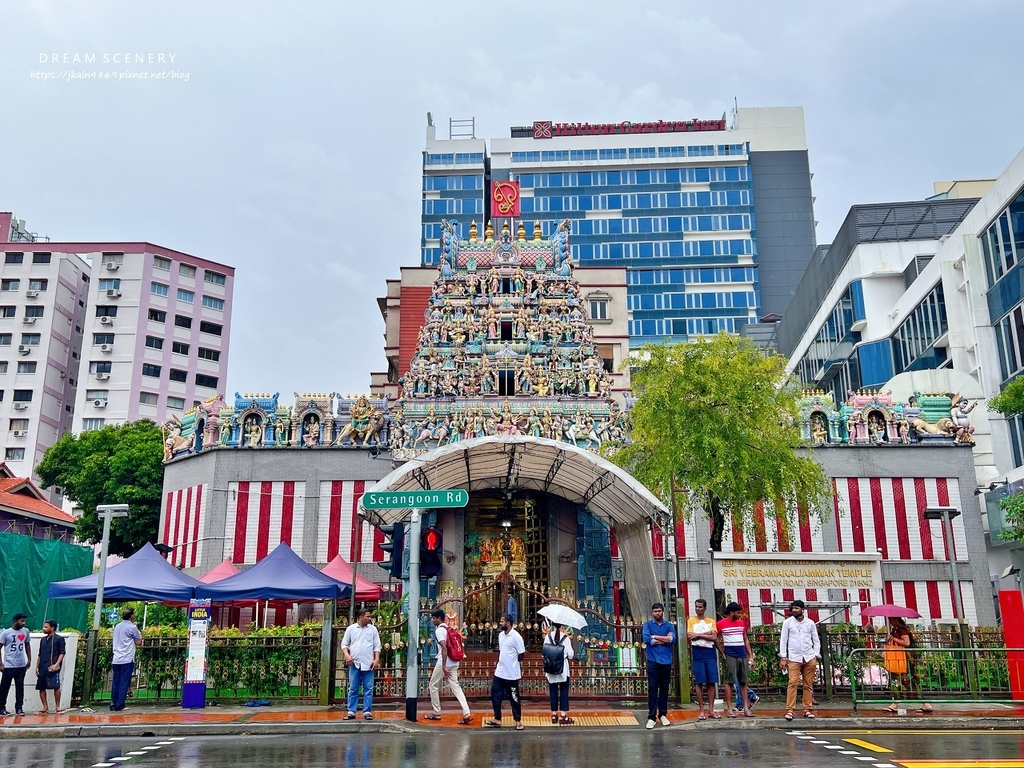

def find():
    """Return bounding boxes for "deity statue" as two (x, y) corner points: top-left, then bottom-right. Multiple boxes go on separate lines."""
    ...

(950, 394), (977, 445)
(302, 417), (320, 447)
(335, 395), (384, 446)
(245, 417), (263, 448)
(276, 417), (291, 446)
(810, 413), (828, 446)
(218, 414), (233, 446)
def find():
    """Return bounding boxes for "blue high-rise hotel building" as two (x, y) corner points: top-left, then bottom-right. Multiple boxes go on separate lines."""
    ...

(422, 107), (816, 343)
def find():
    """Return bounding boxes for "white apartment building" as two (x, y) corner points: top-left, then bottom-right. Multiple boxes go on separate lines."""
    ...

(0, 218), (90, 490)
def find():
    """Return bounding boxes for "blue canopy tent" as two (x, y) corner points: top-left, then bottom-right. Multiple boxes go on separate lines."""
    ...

(47, 542), (202, 602)
(194, 543), (351, 602)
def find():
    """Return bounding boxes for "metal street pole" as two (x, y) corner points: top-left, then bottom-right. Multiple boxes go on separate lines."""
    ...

(941, 511), (966, 622)
(84, 504), (129, 704)
(406, 509), (421, 722)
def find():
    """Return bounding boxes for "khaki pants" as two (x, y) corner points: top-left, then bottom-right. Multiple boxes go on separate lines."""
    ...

(429, 660), (470, 716)
(786, 658), (817, 712)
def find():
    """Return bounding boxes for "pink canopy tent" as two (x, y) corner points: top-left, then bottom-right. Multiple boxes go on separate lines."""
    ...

(198, 558), (241, 583)
(321, 556), (384, 601)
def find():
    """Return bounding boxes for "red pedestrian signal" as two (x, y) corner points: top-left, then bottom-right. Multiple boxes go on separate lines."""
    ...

(420, 527), (443, 578)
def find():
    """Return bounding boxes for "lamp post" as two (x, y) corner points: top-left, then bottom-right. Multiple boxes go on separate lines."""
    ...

(84, 503), (130, 704)
(923, 506), (964, 622)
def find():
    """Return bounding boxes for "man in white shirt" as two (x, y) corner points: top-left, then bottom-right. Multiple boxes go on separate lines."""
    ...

(425, 609), (472, 724)
(341, 608), (381, 720)
(484, 613), (525, 730)
(778, 599), (820, 720)
(110, 608), (143, 712)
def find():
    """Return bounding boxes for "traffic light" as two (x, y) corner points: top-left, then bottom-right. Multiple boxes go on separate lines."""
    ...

(378, 523), (405, 578)
(420, 527), (443, 578)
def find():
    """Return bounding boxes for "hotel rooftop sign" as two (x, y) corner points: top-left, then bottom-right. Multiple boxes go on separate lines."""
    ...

(713, 551), (882, 590)
(514, 119), (727, 139)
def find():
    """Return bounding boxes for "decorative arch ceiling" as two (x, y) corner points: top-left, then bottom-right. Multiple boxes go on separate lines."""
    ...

(360, 435), (669, 528)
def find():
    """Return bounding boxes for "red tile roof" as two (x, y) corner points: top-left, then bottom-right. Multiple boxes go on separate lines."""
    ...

(0, 464), (75, 526)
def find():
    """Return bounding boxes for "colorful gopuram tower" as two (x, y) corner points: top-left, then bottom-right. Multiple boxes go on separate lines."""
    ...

(388, 218), (628, 462)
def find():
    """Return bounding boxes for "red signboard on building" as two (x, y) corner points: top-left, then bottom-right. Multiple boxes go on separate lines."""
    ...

(491, 181), (520, 218)
(532, 118), (726, 138)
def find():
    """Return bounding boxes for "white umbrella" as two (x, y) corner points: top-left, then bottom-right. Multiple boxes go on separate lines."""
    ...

(538, 603), (588, 630)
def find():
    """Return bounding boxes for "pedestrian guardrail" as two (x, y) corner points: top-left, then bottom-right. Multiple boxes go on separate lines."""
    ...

(847, 645), (1024, 712)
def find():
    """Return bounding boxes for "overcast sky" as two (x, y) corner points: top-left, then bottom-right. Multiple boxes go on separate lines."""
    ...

(3, 1), (1023, 398)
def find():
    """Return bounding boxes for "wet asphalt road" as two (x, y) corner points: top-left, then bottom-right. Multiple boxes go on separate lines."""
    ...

(3, 728), (1024, 768)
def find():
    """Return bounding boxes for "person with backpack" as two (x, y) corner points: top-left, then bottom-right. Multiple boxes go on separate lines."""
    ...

(426, 609), (473, 724)
(543, 622), (576, 725)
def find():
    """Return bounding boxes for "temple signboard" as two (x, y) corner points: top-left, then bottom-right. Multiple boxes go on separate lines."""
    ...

(713, 552), (882, 590)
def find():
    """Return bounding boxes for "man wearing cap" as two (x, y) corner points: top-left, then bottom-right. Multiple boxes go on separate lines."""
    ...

(0, 613), (32, 716)
(779, 599), (820, 720)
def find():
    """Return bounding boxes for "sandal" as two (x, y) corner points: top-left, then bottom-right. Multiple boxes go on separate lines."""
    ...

(696, 712), (707, 721)
(559, 716), (574, 725)
(785, 710), (794, 721)
(803, 711), (816, 719)
(424, 714), (442, 721)
(919, 704), (933, 713)
(710, 712), (723, 719)
(552, 714), (559, 723)
(459, 714), (474, 725)
(727, 710), (737, 718)
(484, 719), (502, 728)
(744, 710), (756, 718)
(885, 703), (899, 713)
(515, 723), (525, 731)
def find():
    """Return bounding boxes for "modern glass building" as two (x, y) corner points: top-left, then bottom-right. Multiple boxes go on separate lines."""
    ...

(422, 107), (817, 345)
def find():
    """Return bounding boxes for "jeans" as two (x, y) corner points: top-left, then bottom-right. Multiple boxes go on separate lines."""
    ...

(0, 666), (27, 712)
(347, 667), (375, 714)
(490, 676), (522, 721)
(548, 681), (570, 712)
(647, 661), (672, 720)
(111, 662), (134, 711)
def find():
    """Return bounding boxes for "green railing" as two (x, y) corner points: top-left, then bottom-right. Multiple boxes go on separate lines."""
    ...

(848, 645), (1024, 711)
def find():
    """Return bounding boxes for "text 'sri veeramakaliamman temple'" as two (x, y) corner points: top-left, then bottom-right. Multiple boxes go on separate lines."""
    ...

(157, 219), (997, 629)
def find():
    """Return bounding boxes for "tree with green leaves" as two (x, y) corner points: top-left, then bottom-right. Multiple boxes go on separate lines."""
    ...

(608, 334), (832, 554)
(36, 420), (165, 557)
(988, 380), (1024, 540)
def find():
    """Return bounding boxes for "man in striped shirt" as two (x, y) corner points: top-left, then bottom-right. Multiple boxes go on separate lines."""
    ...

(716, 602), (754, 717)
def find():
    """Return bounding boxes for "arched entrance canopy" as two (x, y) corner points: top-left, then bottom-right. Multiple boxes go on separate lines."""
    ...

(360, 435), (669, 528)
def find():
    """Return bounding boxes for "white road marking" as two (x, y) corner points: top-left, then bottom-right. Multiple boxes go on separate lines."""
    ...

(141, 746), (161, 751)
(92, 763), (116, 767)
(841, 751), (861, 755)
(110, 759), (132, 763)
(167, 737), (186, 741)
(856, 758), (878, 762)
(811, 740), (831, 744)
(826, 746), (846, 750)
(126, 752), (147, 756)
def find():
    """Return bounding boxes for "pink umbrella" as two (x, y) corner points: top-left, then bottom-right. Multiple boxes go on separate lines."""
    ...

(860, 603), (922, 618)
(320, 556), (384, 601)
(198, 558), (241, 583)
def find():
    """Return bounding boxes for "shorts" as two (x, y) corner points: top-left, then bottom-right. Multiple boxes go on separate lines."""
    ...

(36, 671), (60, 690)
(691, 655), (719, 685)
(724, 655), (748, 685)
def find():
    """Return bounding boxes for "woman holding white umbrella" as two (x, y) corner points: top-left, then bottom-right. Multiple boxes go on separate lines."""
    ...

(539, 604), (587, 725)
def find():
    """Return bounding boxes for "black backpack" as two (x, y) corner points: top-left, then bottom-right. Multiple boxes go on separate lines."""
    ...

(543, 633), (565, 675)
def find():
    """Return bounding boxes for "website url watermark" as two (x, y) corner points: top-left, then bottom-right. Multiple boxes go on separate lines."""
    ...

(30, 69), (190, 82)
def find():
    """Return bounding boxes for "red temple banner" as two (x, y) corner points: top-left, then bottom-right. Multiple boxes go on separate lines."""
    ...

(491, 181), (520, 218)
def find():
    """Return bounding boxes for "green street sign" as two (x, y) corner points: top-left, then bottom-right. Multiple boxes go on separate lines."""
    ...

(362, 489), (469, 510)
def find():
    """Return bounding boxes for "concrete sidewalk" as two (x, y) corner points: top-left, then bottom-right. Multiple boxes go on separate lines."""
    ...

(2, 700), (1024, 739)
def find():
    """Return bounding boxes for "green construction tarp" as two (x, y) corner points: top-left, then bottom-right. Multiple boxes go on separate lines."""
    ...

(0, 531), (93, 631)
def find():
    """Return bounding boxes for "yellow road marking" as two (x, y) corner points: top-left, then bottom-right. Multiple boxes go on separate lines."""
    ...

(826, 732), (1024, 736)
(843, 739), (894, 753)
(897, 762), (1024, 768)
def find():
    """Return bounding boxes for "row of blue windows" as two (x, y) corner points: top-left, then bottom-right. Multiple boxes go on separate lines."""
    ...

(627, 291), (758, 311)
(524, 210), (753, 232)
(518, 166), (749, 188)
(981, 188), (1024, 288)
(422, 198), (484, 215)
(892, 284), (947, 375)
(523, 190), (751, 213)
(424, 153), (484, 166)
(511, 145), (748, 164)
(626, 267), (757, 286)
(576, 216), (754, 236)
(422, 174), (485, 191)
(628, 317), (741, 336)
(794, 282), (866, 386)
(576, 239), (754, 261)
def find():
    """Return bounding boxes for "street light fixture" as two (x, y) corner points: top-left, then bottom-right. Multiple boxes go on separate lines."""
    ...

(923, 506), (964, 622)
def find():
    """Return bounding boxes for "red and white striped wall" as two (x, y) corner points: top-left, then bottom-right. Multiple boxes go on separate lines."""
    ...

(315, 481), (383, 565)
(630, 476), (979, 626)
(160, 483), (209, 569)
(225, 481), (306, 564)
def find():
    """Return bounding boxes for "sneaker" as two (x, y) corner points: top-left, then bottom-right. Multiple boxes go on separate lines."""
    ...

(646, 718), (656, 730)
(363, 713), (373, 720)
(0, 709), (8, 716)
(344, 713), (356, 720)
(749, 693), (759, 709)
(15, 709), (24, 716)
(659, 715), (671, 727)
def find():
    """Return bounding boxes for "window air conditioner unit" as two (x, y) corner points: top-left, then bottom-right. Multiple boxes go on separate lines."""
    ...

(25, 290), (39, 298)
(13, 403), (28, 410)
(95, 372), (110, 380)
(93, 399), (107, 408)
(106, 289), (122, 298)
(104, 262), (119, 271)
(22, 317), (36, 325)
(17, 345), (29, 355)
(99, 316), (113, 325)
(12, 430), (26, 437)
(101, 344), (112, 353)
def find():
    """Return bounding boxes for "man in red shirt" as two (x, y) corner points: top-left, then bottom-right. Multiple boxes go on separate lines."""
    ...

(716, 602), (754, 717)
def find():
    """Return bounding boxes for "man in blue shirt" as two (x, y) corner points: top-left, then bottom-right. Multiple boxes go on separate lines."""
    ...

(642, 602), (675, 730)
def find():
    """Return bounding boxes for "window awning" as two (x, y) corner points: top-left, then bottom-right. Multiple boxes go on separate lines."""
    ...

(362, 436), (669, 528)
